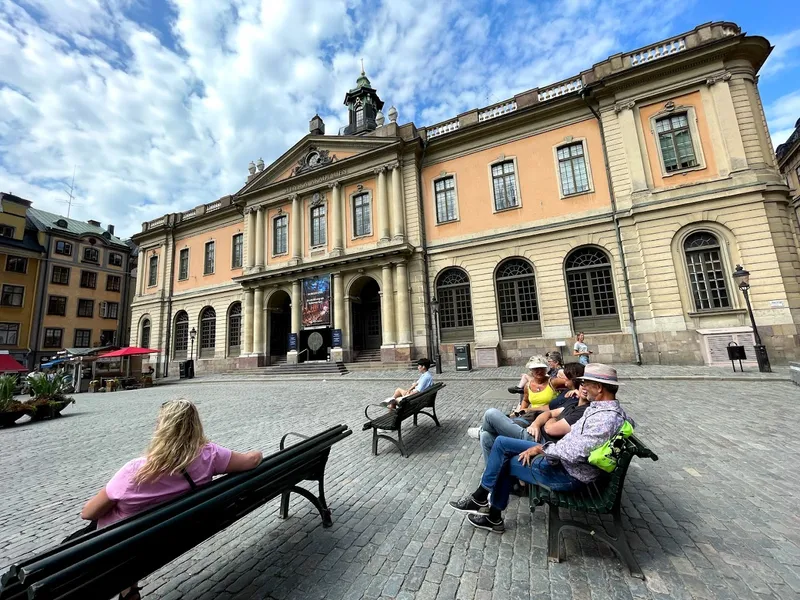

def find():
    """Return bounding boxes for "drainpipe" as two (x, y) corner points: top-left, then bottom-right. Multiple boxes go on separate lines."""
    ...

(30, 235), (51, 370)
(162, 220), (177, 377)
(414, 138), (433, 359)
(581, 89), (642, 365)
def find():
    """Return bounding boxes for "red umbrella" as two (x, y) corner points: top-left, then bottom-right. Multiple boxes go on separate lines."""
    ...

(0, 353), (27, 373)
(97, 347), (161, 358)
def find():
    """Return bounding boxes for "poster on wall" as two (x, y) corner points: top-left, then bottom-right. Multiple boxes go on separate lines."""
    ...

(302, 275), (331, 328)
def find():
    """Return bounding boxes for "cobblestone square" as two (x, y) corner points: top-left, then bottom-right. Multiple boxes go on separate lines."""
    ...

(1, 377), (799, 599)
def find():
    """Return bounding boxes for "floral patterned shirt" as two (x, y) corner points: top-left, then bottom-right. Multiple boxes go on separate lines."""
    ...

(542, 400), (632, 483)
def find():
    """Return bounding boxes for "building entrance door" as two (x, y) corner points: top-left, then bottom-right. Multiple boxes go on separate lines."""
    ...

(268, 290), (291, 358)
(350, 277), (382, 351)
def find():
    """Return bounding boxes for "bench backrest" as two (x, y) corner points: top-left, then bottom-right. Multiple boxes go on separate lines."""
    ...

(395, 382), (444, 418)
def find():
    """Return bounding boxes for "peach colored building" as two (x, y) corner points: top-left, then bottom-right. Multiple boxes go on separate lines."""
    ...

(131, 22), (800, 375)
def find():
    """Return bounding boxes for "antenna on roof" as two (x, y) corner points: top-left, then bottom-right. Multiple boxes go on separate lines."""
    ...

(360, 58), (365, 75)
(62, 165), (81, 218)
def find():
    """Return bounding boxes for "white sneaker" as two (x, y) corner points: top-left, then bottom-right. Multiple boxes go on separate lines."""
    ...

(467, 427), (481, 439)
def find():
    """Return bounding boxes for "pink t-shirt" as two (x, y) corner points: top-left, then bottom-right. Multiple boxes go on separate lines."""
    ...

(98, 442), (232, 528)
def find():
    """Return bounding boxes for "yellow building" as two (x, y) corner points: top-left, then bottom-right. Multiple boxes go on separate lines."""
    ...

(0, 193), (46, 367)
(131, 22), (800, 374)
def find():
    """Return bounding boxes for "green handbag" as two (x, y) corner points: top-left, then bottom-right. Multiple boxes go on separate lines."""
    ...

(588, 421), (634, 473)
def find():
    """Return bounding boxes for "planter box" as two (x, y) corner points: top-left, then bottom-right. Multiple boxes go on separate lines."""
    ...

(0, 410), (29, 428)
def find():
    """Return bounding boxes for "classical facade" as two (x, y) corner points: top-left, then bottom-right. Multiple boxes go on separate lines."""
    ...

(776, 119), (800, 236)
(131, 22), (800, 375)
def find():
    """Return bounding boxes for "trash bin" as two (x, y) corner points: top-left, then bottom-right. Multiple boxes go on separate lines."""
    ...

(454, 344), (472, 372)
(186, 359), (195, 379)
(178, 361), (187, 379)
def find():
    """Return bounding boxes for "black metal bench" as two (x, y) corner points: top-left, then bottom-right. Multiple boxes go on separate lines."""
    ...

(362, 382), (445, 457)
(529, 435), (658, 579)
(0, 425), (352, 600)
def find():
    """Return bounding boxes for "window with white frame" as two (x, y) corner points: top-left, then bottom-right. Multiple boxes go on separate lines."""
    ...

(148, 255), (158, 286)
(557, 142), (590, 196)
(0, 225), (14, 238)
(141, 318), (151, 349)
(310, 204), (326, 247)
(352, 193), (371, 237)
(434, 176), (458, 224)
(179, 248), (189, 280)
(491, 160), (518, 211)
(656, 113), (698, 173)
(204, 241), (215, 275)
(273, 215), (288, 255)
(83, 247), (99, 263)
(231, 234), (243, 268)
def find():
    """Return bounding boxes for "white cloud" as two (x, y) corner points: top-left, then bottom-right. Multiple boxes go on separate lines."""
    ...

(1, 0), (692, 238)
(767, 90), (800, 148)
(762, 28), (800, 77)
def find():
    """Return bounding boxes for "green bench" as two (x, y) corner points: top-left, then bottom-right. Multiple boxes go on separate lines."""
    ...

(529, 435), (658, 579)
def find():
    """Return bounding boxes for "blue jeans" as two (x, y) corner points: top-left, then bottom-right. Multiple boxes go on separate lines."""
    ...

(479, 408), (532, 464)
(480, 436), (584, 511)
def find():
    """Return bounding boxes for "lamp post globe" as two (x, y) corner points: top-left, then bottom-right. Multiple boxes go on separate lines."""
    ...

(732, 265), (770, 373)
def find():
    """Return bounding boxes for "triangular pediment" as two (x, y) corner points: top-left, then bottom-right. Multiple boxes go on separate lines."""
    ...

(238, 134), (398, 197)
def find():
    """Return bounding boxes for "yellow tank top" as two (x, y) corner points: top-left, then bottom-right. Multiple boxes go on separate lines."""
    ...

(527, 382), (557, 408)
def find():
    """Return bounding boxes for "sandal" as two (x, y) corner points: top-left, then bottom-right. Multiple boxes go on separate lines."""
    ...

(119, 586), (141, 600)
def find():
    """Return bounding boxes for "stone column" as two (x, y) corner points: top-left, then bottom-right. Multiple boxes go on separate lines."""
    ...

(706, 73), (748, 172)
(291, 279), (302, 335)
(136, 250), (145, 296)
(331, 272), (345, 362)
(291, 194), (302, 263)
(614, 102), (648, 194)
(381, 264), (396, 345)
(243, 288), (254, 354)
(395, 262), (412, 345)
(255, 207), (265, 267)
(245, 209), (256, 269)
(330, 182), (343, 255)
(390, 164), (405, 240)
(376, 167), (390, 242)
(253, 287), (264, 356)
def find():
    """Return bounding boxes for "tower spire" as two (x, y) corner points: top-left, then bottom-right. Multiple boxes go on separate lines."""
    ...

(360, 58), (365, 75)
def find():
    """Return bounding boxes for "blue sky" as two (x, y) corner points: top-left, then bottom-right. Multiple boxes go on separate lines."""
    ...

(1, 0), (798, 238)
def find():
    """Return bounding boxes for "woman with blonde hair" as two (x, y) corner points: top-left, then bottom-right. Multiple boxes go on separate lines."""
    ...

(80, 399), (262, 599)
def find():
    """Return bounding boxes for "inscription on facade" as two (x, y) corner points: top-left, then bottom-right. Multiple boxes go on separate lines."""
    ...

(285, 169), (348, 193)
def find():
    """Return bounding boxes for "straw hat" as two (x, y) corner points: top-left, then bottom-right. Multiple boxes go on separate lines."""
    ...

(525, 355), (548, 370)
(578, 363), (622, 385)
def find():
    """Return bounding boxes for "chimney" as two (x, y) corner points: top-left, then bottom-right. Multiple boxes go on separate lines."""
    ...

(106, 224), (115, 235)
(309, 114), (325, 136)
(87, 219), (101, 227)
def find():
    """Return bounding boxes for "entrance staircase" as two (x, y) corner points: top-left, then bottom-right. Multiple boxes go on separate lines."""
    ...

(353, 349), (382, 363)
(233, 360), (348, 378)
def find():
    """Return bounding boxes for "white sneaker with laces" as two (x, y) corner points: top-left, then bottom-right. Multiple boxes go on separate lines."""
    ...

(467, 427), (481, 439)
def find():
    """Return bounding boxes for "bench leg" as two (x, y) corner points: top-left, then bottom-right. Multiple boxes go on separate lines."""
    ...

(279, 491), (290, 520)
(413, 413), (418, 426)
(416, 409), (440, 427)
(372, 427), (379, 456)
(610, 508), (643, 579)
(279, 485), (334, 528)
(396, 425), (408, 457)
(547, 504), (566, 563)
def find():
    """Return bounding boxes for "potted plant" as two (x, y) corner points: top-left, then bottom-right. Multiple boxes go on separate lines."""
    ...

(25, 374), (75, 421)
(88, 380), (100, 393)
(0, 374), (33, 427)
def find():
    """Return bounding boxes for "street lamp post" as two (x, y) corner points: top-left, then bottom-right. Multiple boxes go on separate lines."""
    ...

(190, 327), (197, 361)
(731, 265), (771, 373)
(430, 297), (443, 374)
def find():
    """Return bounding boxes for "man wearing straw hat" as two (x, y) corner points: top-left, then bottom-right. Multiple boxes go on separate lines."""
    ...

(449, 364), (633, 533)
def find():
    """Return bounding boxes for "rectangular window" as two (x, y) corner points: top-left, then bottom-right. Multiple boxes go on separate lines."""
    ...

(100, 330), (116, 345)
(0, 285), (23, 307)
(55, 240), (73, 256)
(0, 323), (20, 345)
(179, 248), (189, 280)
(0, 225), (15, 238)
(82, 247), (99, 263)
(74, 329), (91, 348)
(108, 252), (123, 267)
(656, 113), (698, 173)
(43, 328), (63, 349)
(434, 177), (457, 223)
(100, 301), (119, 319)
(231, 234), (243, 268)
(5, 256), (27, 273)
(352, 193), (372, 237)
(148, 255), (158, 286)
(310, 205), (326, 247)
(557, 143), (590, 196)
(80, 270), (97, 289)
(51, 266), (70, 285)
(106, 275), (121, 292)
(204, 241), (215, 275)
(77, 299), (94, 318)
(47, 295), (67, 316)
(491, 161), (518, 211)
(273, 216), (288, 255)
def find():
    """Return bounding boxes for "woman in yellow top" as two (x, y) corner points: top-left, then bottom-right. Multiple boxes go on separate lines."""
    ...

(511, 355), (569, 416)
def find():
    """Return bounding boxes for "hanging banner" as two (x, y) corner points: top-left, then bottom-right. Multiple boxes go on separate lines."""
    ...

(302, 275), (331, 328)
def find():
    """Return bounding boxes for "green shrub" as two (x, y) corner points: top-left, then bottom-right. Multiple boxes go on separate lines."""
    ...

(0, 374), (16, 412)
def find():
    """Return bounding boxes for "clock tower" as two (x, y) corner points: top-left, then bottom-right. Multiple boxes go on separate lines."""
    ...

(342, 68), (384, 136)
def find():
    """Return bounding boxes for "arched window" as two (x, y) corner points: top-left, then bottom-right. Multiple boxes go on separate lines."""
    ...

(174, 311), (188, 359)
(140, 318), (151, 349)
(200, 307), (216, 358)
(565, 247), (619, 333)
(496, 259), (540, 338)
(228, 302), (242, 356)
(683, 232), (731, 311)
(436, 268), (474, 342)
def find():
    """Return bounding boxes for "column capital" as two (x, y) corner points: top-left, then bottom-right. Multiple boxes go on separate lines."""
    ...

(328, 181), (341, 189)
(373, 165), (388, 175)
(288, 193), (298, 201)
(613, 100), (636, 113)
(705, 71), (732, 86)
(387, 160), (400, 170)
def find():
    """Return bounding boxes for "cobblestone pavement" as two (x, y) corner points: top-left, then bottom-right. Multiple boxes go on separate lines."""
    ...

(1, 379), (799, 599)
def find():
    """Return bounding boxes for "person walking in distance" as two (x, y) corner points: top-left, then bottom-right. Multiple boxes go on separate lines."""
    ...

(573, 332), (592, 365)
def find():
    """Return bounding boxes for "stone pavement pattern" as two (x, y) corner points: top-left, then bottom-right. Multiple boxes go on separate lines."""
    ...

(1, 378), (799, 599)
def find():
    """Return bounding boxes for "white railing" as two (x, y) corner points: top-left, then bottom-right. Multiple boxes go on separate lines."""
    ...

(147, 217), (165, 228)
(629, 37), (686, 66)
(205, 201), (222, 212)
(181, 209), (196, 219)
(538, 77), (583, 102)
(427, 119), (460, 139)
(478, 100), (517, 122)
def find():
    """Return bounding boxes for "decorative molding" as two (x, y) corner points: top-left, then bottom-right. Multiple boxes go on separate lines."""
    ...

(287, 194), (298, 202)
(276, 207), (284, 215)
(372, 165), (388, 175)
(311, 192), (325, 207)
(290, 146), (337, 177)
(356, 184), (364, 191)
(613, 100), (636, 113)
(705, 71), (732, 86)
(328, 181), (340, 189)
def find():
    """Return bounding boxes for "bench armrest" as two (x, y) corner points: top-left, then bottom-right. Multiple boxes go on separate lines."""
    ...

(280, 432), (310, 450)
(364, 404), (390, 421)
(629, 435), (659, 461)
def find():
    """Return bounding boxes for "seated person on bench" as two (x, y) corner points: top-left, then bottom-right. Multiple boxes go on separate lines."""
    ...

(384, 358), (434, 409)
(450, 364), (633, 533)
(80, 399), (262, 600)
(468, 363), (585, 463)
(510, 355), (570, 418)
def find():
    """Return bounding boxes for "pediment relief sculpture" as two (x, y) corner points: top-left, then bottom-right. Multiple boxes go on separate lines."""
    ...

(291, 146), (337, 177)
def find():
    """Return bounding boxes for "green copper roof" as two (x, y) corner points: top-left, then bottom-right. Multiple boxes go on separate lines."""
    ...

(356, 70), (371, 89)
(27, 207), (129, 249)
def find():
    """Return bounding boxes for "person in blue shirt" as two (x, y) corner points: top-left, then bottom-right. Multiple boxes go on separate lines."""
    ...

(385, 358), (434, 409)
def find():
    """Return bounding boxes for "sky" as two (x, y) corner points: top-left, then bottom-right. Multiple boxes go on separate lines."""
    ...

(1, 0), (799, 239)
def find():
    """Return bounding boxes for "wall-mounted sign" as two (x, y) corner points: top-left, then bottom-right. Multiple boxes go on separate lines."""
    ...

(302, 275), (331, 328)
(288, 333), (298, 352)
(332, 329), (343, 348)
